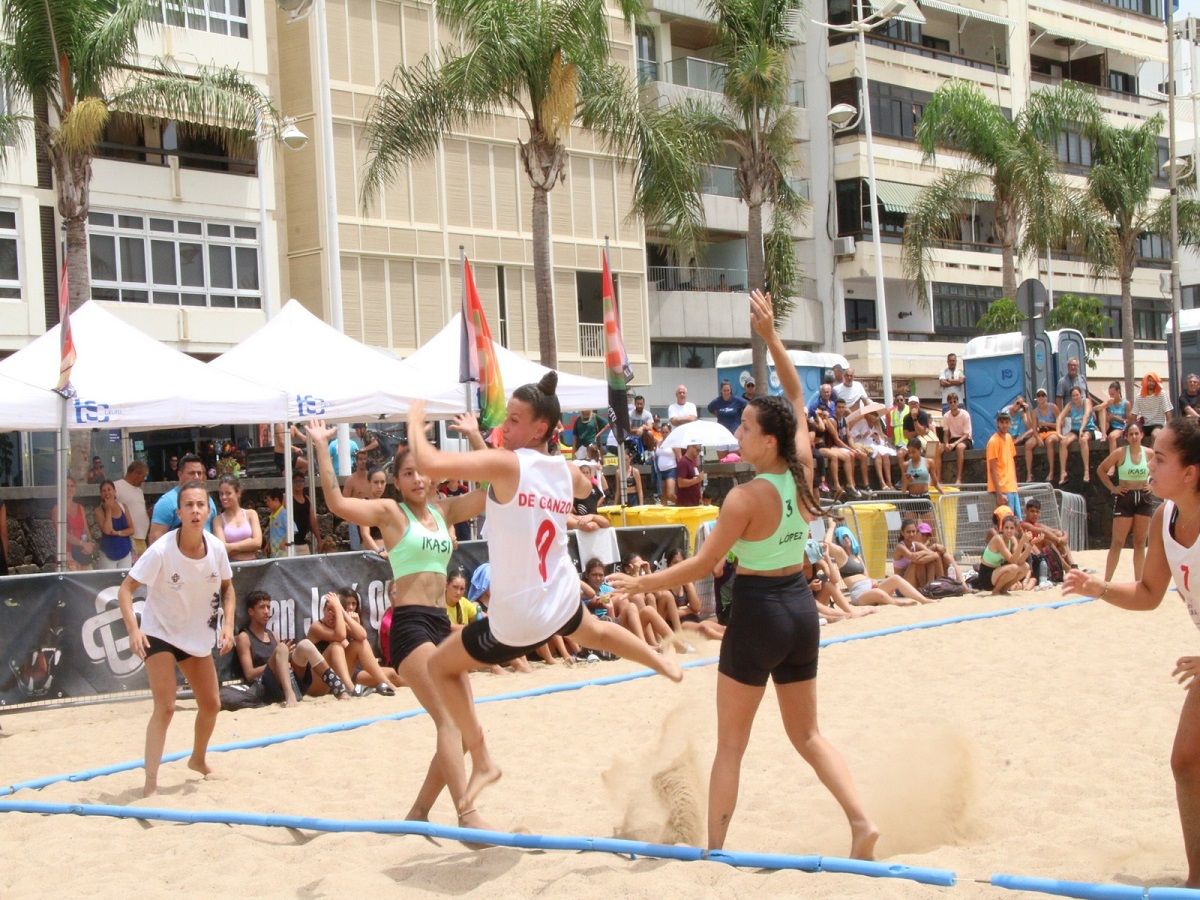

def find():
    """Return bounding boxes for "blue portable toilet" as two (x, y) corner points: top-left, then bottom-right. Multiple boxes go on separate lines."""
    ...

(964, 328), (1086, 446)
(716, 349), (850, 400)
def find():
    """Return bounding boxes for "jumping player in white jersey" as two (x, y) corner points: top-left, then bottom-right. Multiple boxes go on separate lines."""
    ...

(1065, 416), (1200, 887)
(407, 372), (683, 817)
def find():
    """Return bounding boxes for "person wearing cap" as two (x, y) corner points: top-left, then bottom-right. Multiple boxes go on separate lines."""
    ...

(742, 376), (757, 402)
(1030, 388), (1062, 482)
(675, 443), (704, 507)
(986, 409), (1021, 516)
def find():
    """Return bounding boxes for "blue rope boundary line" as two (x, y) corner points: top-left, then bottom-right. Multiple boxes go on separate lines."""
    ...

(0, 798), (955, 887)
(0, 596), (1094, 799)
(989, 873), (1200, 899)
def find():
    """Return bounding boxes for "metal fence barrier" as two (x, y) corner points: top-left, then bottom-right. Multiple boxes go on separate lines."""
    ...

(1055, 489), (1087, 553)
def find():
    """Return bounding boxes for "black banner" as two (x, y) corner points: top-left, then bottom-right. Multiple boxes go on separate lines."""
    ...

(0, 525), (689, 709)
(0, 551), (392, 708)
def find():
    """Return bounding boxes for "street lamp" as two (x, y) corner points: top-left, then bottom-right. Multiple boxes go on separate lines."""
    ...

(814, 0), (924, 407)
(255, 116), (308, 320)
(277, 0), (351, 476)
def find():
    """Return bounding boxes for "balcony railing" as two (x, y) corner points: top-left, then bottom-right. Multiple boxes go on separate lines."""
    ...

(579, 322), (605, 358)
(637, 58), (659, 86)
(648, 265), (748, 292)
(1030, 71), (1163, 105)
(842, 33), (1008, 74)
(701, 164), (739, 197)
(664, 56), (727, 93)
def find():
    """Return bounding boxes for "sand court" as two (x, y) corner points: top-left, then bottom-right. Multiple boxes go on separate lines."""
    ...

(1, 550), (1197, 897)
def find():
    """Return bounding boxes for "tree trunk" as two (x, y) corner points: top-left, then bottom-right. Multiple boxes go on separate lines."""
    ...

(1120, 259), (1135, 405)
(746, 201), (768, 390)
(996, 201), (1018, 301)
(54, 149), (94, 482)
(531, 185), (556, 369)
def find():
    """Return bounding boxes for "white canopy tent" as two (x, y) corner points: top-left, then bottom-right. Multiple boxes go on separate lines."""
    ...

(0, 302), (289, 427)
(399, 314), (610, 413)
(208, 299), (460, 421)
(0, 373), (60, 430)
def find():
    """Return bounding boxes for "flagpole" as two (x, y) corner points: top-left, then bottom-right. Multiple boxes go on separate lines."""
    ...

(56, 232), (69, 571)
(607, 237), (629, 526)
(460, 246), (472, 418)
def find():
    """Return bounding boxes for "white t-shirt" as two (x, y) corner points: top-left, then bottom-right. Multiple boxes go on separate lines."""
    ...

(114, 478), (149, 539)
(667, 401), (697, 422)
(482, 449), (581, 646)
(655, 444), (679, 472)
(130, 531), (232, 657)
(940, 367), (965, 406)
(833, 380), (868, 408)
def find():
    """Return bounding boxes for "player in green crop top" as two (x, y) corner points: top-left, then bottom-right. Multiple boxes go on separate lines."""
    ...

(306, 415), (493, 831)
(608, 289), (878, 858)
(1098, 421), (1158, 581)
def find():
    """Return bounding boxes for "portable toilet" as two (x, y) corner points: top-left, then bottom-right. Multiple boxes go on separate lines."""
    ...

(716, 349), (850, 399)
(1166, 308), (1200, 388)
(963, 328), (1086, 446)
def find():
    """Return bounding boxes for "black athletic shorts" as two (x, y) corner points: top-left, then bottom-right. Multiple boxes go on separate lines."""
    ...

(259, 661), (313, 704)
(389, 604), (452, 668)
(719, 572), (820, 687)
(975, 563), (996, 592)
(1113, 488), (1158, 519)
(461, 603), (586, 666)
(145, 634), (205, 662)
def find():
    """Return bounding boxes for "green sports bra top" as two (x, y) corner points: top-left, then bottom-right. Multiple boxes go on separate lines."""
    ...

(387, 502), (454, 578)
(730, 471), (810, 571)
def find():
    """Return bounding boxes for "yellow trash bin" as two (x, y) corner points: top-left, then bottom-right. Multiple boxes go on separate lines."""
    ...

(845, 502), (896, 580)
(597, 505), (628, 527)
(636, 505), (719, 552)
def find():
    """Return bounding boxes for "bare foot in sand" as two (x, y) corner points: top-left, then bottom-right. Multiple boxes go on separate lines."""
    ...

(142, 778), (157, 798)
(462, 753), (502, 810)
(457, 808), (494, 832)
(187, 756), (212, 778)
(404, 806), (429, 822)
(850, 820), (880, 860)
(656, 642), (684, 683)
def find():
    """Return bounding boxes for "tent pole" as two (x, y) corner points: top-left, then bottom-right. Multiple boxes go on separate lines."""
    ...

(284, 423), (295, 559)
(56, 394), (68, 571)
(617, 444), (628, 527)
(306, 441), (316, 554)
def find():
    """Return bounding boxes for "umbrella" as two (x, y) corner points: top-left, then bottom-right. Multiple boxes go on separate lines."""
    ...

(660, 419), (738, 451)
(847, 400), (888, 428)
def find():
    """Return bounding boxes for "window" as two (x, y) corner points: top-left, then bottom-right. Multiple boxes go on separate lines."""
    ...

(0, 208), (19, 299)
(869, 84), (923, 140)
(1185, 284), (1200, 310)
(496, 265), (509, 348)
(651, 342), (678, 367)
(1058, 131), (1093, 167)
(636, 26), (658, 84)
(1138, 232), (1169, 261)
(157, 0), (249, 38)
(87, 211), (260, 309)
(576, 271), (605, 324)
(1099, 0), (1162, 17)
(1108, 71), (1136, 95)
(1053, 291), (1166, 341)
(881, 19), (923, 44)
(933, 283), (1002, 336)
(844, 297), (876, 332)
(649, 341), (721, 368)
(835, 180), (862, 235)
(96, 115), (256, 174)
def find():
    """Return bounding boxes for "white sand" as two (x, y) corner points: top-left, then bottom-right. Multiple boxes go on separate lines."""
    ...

(1, 549), (1195, 898)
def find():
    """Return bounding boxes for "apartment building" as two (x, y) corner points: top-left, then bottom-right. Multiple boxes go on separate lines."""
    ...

(0, 1), (281, 357)
(635, 4), (828, 407)
(274, 0), (652, 386)
(817, 0), (1174, 397)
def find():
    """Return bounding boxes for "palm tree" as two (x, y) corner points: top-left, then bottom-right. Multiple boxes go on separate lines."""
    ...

(1081, 114), (1200, 399)
(903, 79), (1102, 303)
(361, 0), (713, 369)
(705, 0), (805, 388)
(0, 1), (279, 313)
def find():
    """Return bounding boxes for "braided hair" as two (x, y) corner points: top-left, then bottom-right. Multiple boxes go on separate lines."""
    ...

(748, 395), (823, 517)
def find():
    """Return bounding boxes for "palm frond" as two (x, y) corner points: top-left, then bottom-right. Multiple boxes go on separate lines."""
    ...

(914, 79), (1009, 165)
(901, 165), (989, 303)
(109, 60), (276, 137)
(0, 6), (59, 109)
(1019, 80), (1103, 145)
(74, 0), (157, 100)
(0, 112), (33, 161)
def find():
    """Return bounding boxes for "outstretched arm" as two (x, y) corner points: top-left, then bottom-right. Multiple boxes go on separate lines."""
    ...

(750, 290), (813, 472)
(1063, 505), (1172, 610)
(407, 402), (521, 502)
(305, 420), (390, 528)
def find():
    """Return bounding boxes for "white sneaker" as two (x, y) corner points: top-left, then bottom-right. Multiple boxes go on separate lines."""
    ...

(1036, 580), (1053, 591)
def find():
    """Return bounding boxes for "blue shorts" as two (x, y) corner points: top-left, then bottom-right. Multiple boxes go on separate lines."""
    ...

(1004, 492), (1022, 518)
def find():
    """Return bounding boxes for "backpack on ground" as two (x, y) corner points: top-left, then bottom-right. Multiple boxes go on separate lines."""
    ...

(920, 576), (966, 599)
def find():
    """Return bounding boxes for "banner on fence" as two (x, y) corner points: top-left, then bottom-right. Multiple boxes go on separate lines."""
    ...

(1, 525), (689, 709)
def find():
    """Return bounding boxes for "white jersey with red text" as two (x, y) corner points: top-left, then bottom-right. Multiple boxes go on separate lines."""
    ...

(482, 448), (581, 646)
(1162, 501), (1200, 631)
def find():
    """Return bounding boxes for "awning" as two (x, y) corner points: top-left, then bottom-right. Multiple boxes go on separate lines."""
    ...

(919, 0), (1012, 28)
(873, 180), (991, 213)
(866, 0), (925, 25)
(1028, 11), (1166, 63)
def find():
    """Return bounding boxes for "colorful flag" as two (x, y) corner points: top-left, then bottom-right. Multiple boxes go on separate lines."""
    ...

(602, 248), (633, 442)
(55, 258), (75, 394)
(458, 256), (506, 430)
